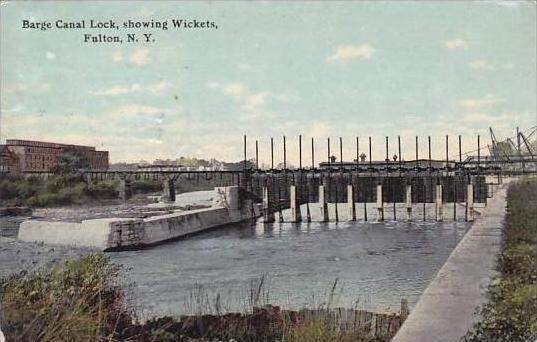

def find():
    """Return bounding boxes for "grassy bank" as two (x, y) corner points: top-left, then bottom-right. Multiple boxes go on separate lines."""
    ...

(0, 174), (162, 208)
(0, 254), (397, 342)
(464, 178), (537, 341)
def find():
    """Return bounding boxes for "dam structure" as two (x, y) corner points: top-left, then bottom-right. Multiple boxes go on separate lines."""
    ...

(13, 130), (537, 250)
(18, 186), (261, 251)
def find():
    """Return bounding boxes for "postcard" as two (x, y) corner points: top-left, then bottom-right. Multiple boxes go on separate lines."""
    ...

(0, 1), (536, 341)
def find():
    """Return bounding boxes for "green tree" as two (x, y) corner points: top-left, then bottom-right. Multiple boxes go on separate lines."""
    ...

(53, 151), (90, 175)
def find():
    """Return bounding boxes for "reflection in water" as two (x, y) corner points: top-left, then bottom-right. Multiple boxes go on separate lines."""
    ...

(0, 202), (469, 318)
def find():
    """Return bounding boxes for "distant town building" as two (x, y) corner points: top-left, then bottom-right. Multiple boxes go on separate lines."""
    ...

(0, 139), (108, 172)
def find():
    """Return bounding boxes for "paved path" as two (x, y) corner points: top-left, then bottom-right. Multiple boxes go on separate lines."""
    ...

(392, 183), (508, 342)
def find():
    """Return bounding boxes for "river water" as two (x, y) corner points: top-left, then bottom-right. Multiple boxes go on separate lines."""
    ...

(0, 192), (471, 318)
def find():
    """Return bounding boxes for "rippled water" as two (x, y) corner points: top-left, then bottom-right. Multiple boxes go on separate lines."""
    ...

(0, 195), (471, 318)
(110, 217), (469, 317)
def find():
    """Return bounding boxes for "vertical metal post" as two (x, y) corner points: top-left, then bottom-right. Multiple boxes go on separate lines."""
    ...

(327, 137), (331, 166)
(477, 135), (480, 169)
(356, 137), (359, 168)
(339, 137), (343, 166)
(255, 140), (259, 170)
(385, 136), (389, 165)
(459, 135), (462, 163)
(415, 136), (419, 170)
(369, 136), (372, 171)
(271, 137), (274, 170)
(311, 138), (315, 169)
(243, 135), (247, 171)
(428, 136), (432, 170)
(299, 135), (302, 169)
(398, 136), (402, 172)
(446, 135), (449, 168)
(283, 136), (287, 169)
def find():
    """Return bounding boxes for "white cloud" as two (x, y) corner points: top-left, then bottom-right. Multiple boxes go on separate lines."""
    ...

(129, 49), (150, 66)
(92, 81), (170, 96)
(327, 44), (375, 62)
(114, 104), (163, 117)
(5, 83), (50, 94)
(94, 84), (141, 96)
(207, 81), (219, 89)
(496, 1), (520, 8)
(244, 92), (267, 109)
(223, 83), (247, 97)
(46, 51), (56, 60)
(445, 39), (468, 50)
(208, 81), (284, 121)
(148, 81), (170, 93)
(461, 112), (493, 124)
(459, 94), (506, 108)
(2, 104), (25, 113)
(468, 59), (495, 70)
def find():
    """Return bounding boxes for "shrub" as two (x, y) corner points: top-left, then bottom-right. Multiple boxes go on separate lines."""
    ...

(131, 179), (162, 194)
(0, 254), (132, 342)
(464, 178), (537, 341)
(84, 180), (118, 199)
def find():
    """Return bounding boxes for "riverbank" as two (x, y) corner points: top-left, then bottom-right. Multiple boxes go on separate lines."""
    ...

(0, 254), (402, 342)
(463, 177), (537, 341)
(0, 174), (161, 208)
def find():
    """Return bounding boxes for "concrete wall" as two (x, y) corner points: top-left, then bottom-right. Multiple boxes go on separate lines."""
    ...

(18, 186), (260, 251)
(391, 182), (508, 342)
(18, 219), (118, 249)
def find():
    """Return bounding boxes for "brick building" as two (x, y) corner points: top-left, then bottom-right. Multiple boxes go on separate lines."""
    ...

(0, 139), (108, 172)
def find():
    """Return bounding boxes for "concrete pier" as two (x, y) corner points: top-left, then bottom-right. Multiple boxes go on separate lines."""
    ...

(436, 184), (443, 221)
(376, 184), (384, 221)
(118, 178), (132, 201)
(262, 187), (275, 223)
(290, 185), (302, 222)
(406, 185), (412, 221)
(347, 185), (356, 221)
(162, 179), (176, 203)
(467, 183), (474, 222)
(319, 185), (329, 222)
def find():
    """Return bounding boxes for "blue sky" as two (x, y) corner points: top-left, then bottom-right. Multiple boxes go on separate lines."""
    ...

(1, 0), (536, 163)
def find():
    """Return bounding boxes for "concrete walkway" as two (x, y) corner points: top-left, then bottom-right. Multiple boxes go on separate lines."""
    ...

(392, 184), (508, 342)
